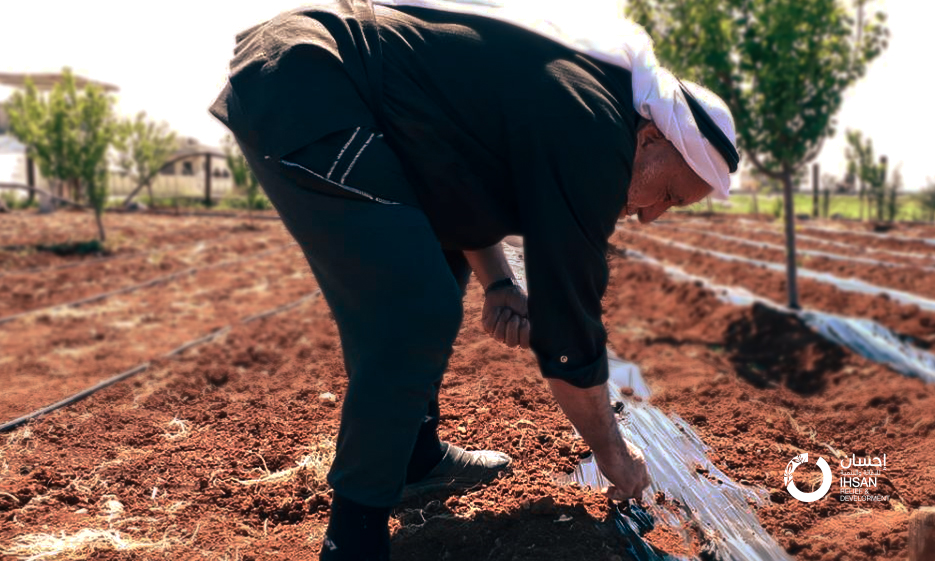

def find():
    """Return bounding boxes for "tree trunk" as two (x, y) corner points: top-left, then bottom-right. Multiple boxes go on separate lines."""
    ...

(812, 163), (820, 218)
(25, 157), (36, 205)
(146, 181), (155, 207)
(752, 189), (759, 216)
(822, 189), (831, 219)
(95, 208), (106, 242)
(782, 170), (800, 309)
(858, 183), (865, 221)
(122, 180), (149, 208)
(204, 154), (213, 207)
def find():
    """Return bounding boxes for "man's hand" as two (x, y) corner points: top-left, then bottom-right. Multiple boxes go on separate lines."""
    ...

(482, 284), (531, 348)
(547, 378), (652, 502)
(593, 438), (651, 501)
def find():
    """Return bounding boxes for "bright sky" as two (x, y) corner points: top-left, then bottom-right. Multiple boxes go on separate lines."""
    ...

(1, 0), (930, 189)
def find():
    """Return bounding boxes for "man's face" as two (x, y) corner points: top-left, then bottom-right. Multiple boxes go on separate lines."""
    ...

(624, 121), (714, 224)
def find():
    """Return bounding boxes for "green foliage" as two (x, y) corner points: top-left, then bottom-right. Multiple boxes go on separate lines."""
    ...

(0, 191), (36, 210)
(116, 112), (178, 205)
(845, 129), (885, 220)
(4, 67), (120, 240)
(627, 0), (888, 179)
(771, 197), (784, 219)
(886, 166), (902, 222)
(222, 135), (263, 221)
(916, 181), (935, 223)
(219, 193), (272, 211)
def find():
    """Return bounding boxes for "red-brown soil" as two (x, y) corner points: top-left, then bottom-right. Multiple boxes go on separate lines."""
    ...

(615, 227), (935, 350)
(2, 211), (934, 560)
(646, 224), (935, 300)
(0, 210), (282, 272)
(669, 219), (935, 268)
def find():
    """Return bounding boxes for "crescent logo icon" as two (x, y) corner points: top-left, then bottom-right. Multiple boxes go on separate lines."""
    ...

(783, 453), (833, 503)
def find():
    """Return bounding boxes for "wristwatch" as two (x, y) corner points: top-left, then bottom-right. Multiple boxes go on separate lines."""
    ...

(484, 277), (516, 295)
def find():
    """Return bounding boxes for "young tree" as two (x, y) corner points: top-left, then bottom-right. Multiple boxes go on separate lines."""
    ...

(627, 0), (889, 309)
(820, 173), (838, 218)
(117, 112), (178, 208)
(886, 166), (902, 223)
(917, 180), (935, 223)
(845, 130), (890, 221)
(5, 68), (119, 240)
(222, 135), (262, 227)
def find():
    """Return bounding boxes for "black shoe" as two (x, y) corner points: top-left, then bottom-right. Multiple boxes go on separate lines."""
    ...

(400, 444), (512, 500)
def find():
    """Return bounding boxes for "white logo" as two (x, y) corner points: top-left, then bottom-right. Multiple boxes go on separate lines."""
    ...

(783, 453), (833, 503)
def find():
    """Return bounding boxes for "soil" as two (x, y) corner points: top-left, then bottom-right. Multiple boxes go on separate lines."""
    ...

(667, 220), (935, 268)
(646, 224), (935, 300)
(2, 210), (934, 560)
(614, 227), (935, 349)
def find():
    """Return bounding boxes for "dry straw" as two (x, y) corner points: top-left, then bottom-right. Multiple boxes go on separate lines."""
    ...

(235, 439), (335, 487)
(1, 529), (177, 561)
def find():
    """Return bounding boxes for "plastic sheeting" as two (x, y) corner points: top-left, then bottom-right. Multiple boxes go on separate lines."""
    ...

(629, 230), (935, 314)
(658, 225), (935, 273)
(621, 247), (935, 385)
(736, 218), (935, 247)
(502, 240), (791, 561)
(558, 356), (791, 561)
(676, 219), (935, 265)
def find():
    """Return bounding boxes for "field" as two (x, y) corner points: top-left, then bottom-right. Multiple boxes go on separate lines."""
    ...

(701, 192), (935, 223)
(1, 210), (933, 560)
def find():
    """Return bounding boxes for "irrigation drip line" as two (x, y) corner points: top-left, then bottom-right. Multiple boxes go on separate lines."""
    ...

(657, 224), (935, 273)
(617, 246), (935, 384)
(137, 209), (283, 221)
(627, 229), (935, 314)
(0, 232), (249, 278)
(0, 242), (299, 326)
(0, 290), (321, 434)
(503, 241), (789, 561)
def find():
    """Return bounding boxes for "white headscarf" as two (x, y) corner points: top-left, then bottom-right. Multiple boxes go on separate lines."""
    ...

(373, 0), (737, 199)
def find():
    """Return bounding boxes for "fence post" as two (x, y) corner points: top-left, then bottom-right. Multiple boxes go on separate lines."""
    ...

(812, 163), (820, 218)
(204, 154), (213, 207)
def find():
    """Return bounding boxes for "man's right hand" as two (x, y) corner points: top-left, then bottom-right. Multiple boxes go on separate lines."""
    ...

(593, 438), (651, 501)
(546, 378), (652, 502)
(481, 284), (531, 349)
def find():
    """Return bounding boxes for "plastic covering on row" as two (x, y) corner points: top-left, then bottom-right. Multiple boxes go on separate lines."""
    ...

(737, 218), (935, 247)
(657, 225), (935, 272)
(561, 356), (792, 561)
(501, 241), (792, 561)
(620, 246), (935, 385)
(629, 230), (935, 314)
(676, 219), (935, 265)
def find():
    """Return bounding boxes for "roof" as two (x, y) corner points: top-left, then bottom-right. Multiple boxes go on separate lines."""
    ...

(171, 138), (224, 159)
(0, 72), (119, 93)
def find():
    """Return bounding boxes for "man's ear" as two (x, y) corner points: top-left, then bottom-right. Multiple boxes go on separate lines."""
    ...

(636, 121), (665, 149)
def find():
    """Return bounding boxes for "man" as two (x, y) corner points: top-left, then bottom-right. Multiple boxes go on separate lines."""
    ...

(210, 1), (739, 559)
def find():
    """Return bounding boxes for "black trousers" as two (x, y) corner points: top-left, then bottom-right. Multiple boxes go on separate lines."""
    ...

(237, 133), (471, 508)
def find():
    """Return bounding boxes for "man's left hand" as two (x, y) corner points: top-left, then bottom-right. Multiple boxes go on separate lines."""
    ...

(482, 285), (530, 349)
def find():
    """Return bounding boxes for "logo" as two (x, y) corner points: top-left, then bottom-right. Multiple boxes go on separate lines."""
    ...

(783, 453), (833, 503)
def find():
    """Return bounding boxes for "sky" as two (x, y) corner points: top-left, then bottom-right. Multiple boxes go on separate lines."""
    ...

(1, 0), (931, 190)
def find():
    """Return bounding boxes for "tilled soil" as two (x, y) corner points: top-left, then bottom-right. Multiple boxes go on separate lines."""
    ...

(2, 211), (934, 560)
(0, 210), (282, 272)
(645, 224), (935, 300)
(615, 228), (935, 349)
(669, 220), (935, 268)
